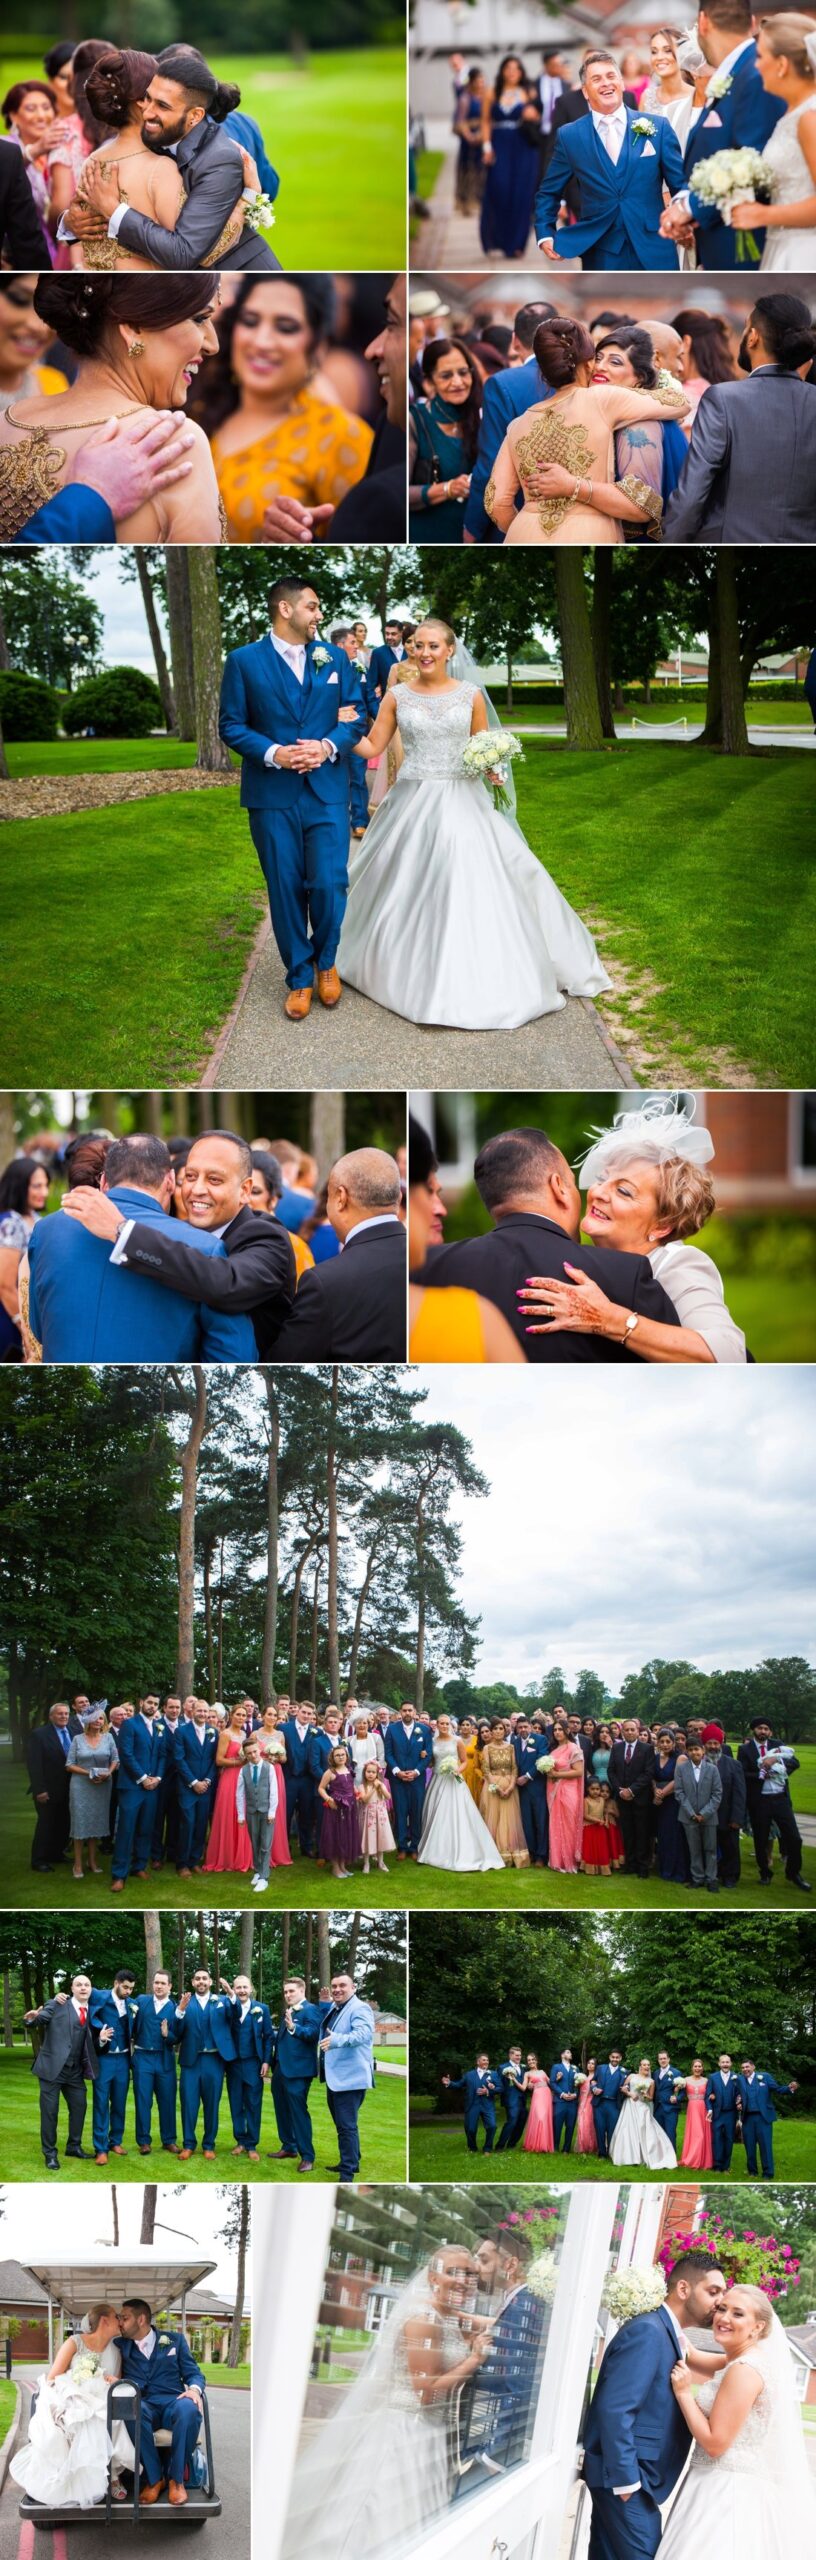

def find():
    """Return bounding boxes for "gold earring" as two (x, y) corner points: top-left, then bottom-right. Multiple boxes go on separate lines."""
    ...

(128, 337), (145, 357)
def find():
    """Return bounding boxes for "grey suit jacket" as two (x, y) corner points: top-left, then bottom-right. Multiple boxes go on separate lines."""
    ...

(116, 117), (280, 270)
(674, 1758), (722, 1823)
(663, 368), (816, 543)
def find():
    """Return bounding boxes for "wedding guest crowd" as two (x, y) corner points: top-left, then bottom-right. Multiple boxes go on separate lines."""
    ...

(0, 1127), (406, 1364)
(438, 2041), (800, 2176)
(24, 1693), (810, 1898)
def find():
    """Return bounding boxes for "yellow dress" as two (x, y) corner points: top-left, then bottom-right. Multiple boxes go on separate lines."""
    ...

(33, 364), (69, 397)
(291, 1235), (315, 1283)
(409, 1287), (486, 1364)
(213, 391), (373, 543)
(480, 1742), (530, 1868)
(462, 1738), (482, 1806)
(485, 382), (689, 545)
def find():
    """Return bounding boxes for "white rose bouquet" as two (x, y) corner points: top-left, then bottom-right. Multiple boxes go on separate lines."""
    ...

(536, 1753), (556, 1776)
(438, 1756), (463, 1783)
(602, 2268), (667, 2325)
(526, 2256), (559, 2306)
(243, 189), (277, 234)
(462, 728), (524, 811)
(690, 148), (774, 262)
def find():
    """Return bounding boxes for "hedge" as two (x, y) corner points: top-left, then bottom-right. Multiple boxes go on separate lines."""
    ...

(62, 666), (164, 739)
(0, 671), (60, 741)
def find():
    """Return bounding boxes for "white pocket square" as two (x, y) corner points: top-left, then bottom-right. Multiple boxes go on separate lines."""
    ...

(704, 109), (723, 126)
(326, 671), (339, 684)
(641, 140), (656, 155)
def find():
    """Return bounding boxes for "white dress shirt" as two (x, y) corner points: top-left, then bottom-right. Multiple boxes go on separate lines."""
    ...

(341, 1213), (402, 1249)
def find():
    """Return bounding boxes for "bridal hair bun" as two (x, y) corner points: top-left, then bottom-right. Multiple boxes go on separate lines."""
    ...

(85, 49), (158, 127)
(578, 1096), (716, 1239)
(34, 273), (220, 358)
(760, 14), (816, 79)
(533, 318), (595, 388)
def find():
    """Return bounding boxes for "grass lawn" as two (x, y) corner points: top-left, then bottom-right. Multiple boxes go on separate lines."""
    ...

(708, 1273), (816, 1364)
(2, 1765), (812, 1913)
(790, 1743), (816, 1817)
(517, 741), (816, 1087)
(0, 790), (264, 1085)
(0, 2046), (405, 2182)
(0, 2380), (16, 2443)
(3, 51), (406, 268)
(410, 150), (445, 240)
(5, 741), (202, 778)
(200, 2364), (249, 2388)
(407, 2108), (816, 2183)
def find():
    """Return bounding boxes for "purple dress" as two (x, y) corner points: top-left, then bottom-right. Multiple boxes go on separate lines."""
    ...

(319, 1769), (358, 1865)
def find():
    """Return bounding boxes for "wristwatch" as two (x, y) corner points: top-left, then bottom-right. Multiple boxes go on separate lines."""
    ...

(621, 1312), (641, 1347)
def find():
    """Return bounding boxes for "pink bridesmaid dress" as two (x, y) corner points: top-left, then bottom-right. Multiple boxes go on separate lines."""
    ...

(680, 2077), (714, 2169)
(204, 1736), (253, 1874)
(523, 2070), (554, 2152)
(577, 2078), (598, 2153)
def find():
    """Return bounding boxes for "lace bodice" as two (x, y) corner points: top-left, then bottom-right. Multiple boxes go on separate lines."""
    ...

(390, 2309), (463, 2421)
(764, 102), (816, 205)
(395, 682), (478, 778)
(432, 1739), (460, 1771)
(691, 2370), (771, 2474)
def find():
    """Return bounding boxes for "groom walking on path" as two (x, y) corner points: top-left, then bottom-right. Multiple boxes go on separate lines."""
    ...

(582, 2249), (726, 2560)
(219, 578), (365, 1021)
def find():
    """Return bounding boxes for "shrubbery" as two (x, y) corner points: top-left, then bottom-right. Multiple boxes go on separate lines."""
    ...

(0, 672), (60, 741)
(61, 667), (164, 739)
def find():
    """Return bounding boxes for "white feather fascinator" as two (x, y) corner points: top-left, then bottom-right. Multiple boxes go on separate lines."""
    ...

(577, 1093), (715, 1189)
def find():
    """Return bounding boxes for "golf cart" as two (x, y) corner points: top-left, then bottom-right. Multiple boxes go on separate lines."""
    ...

(16, 2254), (223, 2531)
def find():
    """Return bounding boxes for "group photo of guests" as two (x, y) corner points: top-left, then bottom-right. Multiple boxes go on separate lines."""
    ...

(435, 2047), (803, 2176)
(0, 1102), (407, 1364)
(411, 12), (816, 273)
(408, 272), (816, 544)
(1, 271), (408, 544)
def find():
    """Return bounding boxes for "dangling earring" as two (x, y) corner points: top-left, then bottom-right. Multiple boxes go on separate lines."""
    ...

(128, 337), (146, 358)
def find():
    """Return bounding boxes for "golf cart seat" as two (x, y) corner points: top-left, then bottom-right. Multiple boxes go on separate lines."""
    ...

(19, 2382), (222, 2530)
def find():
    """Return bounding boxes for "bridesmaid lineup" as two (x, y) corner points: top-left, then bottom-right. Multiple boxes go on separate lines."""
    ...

(438, 2048), (800, 2176)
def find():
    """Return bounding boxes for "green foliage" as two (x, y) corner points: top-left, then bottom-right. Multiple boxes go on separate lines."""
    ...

(62, 668), (164, 739)
(0, 672), (59, 741)
(0, 554), (103, 693)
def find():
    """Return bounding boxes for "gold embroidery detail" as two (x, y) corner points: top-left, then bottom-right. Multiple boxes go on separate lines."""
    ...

(513, 412), (594, 537)
(654, 383), (685, 408)
(484, 472), (498, 522)
(618, 472), (663, 537)
(201, 210), (246, 268)
(0, 426), (65, 538)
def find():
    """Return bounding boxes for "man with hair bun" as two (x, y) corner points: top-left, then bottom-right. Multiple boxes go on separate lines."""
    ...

(71, 43), (279, 270)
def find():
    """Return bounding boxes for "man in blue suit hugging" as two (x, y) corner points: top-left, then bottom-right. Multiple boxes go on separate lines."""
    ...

(582, 2247), (727, 2560)
(118, 2298), (206, 2508)
(535, 53), (686, 270)
(27, 1133), (255, 1364)
(219, 576), (365, 1022)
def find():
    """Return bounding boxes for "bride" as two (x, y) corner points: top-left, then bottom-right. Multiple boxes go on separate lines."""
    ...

(282, 2246), (488, 2560)
(609, 2060), (678, 2170)
(418, 1715), (505, 1872)
(519, 1095), (747, 1362)
(337, 619), (611, 1032)
(0, 274), (223, 542)
(10, 2304), (131, 2508)
(730, 18), (816, 270)
(663, 2284), (816, 2557)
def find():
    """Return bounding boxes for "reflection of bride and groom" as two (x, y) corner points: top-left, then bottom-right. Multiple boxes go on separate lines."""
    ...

(410, 1100), (748, 1366)
(219, 581), (610, 1027)
(282, 2223), (547, 2560)
(11, 2298), (206, 2510)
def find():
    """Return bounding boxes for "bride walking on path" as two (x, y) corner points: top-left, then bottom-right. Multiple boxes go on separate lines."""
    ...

(338, 619), (610, 1031)
(10, 2305), (130, 2508)
(663, 2285), (816, 2560)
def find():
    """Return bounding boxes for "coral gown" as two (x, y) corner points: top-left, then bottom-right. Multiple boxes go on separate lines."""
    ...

(523, 2071), (554, 2153)
(577, 2079), (598, 2154)
(680, 2078), (714, 2169)
(204, 1736), (253, 1874)
(547, 1744), (585, 1872)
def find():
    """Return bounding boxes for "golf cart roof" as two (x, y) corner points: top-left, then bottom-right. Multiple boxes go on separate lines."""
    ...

(21, 2258), (217, 2316)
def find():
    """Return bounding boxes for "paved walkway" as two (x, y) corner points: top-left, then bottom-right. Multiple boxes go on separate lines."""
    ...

(413, 130), (580, 270)
(201, 916), (628, 1092)
(516, 722), (815, 750)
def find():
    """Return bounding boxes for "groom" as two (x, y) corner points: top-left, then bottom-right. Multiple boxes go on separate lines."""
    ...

(582, 2248), (727, 2560)
(118, 2298), (205, 2507)
(535, 53), (686, 269)
(219, 579), (366, 1020)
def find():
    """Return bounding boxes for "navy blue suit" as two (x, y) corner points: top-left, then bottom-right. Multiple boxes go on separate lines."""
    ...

(113, 1715), (168, 1881)
(227, 1996), (274, 2152)
(15, 491), (115, 542)
(583, 2303), (695, 2560)
(384, 1719), (429, 1853)
(513, 1733), (550, 1864)
(218, 635), (365, 990)
(175, 1994), (234, 2152)
(447, 2066), (500, 2152)
(496, 2058), (529, 2150)
(271, 1998), (330, 2163)
(174, 1723), (218, 1871)
(129, 1994), (179, 2150)
(550, 2059), (578, 2151)
(653, 2064), (683, 2145)
(27, 1185), (255, 1365)
(88, 1987), (132, 2154)
(685, 43), (784, 270)
(706, 2068), (739, 2170)
(151, 1718), (182, 1867)
(118, 2329), (204, 2489)
(365, 643), (403, 720)
(736, 2069), (791, 2178)
(458, 2284), (545, 2478)
(281, 1718), (317, 1857)
(535, 110), (686, 269)
(464, 360), (554, 542)
(591, 2061), (627, 2160)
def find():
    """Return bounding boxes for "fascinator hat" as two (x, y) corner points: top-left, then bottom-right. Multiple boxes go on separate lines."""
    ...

(577, 1093), (715, 1189)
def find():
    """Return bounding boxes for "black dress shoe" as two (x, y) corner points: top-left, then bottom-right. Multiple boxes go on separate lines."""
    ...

(65, 2146), (90, 2159)
(32, 1862), (53, 1873)
(44, 2153), (60, 2171)
(792, 1875), (812, 1890)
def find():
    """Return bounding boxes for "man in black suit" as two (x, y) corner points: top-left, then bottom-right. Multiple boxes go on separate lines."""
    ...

(26, 1703), (72, 1872)
(0, 138), (52, 265)
(417, 1127), (679, 1361)
(607, 1721), (656, 1878)
(273, 1148), (406, 1361)
(664, 295), (816, 543)
(25, 1974), (98, 2169)
(61, 1131), (295, 1360)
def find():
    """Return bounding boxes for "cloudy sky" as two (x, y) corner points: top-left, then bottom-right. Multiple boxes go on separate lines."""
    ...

(0, 2187), (247, 2300)
(416, 1368), (815, 1690)
(85, 559), (386, 674)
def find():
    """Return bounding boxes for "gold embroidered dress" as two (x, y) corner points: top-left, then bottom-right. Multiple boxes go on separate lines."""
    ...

(485, 381), (689, 544)
(69, 149), (188, 270)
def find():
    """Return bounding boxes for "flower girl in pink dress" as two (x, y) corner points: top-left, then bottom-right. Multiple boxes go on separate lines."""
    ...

(357, 1760), (396, 1874)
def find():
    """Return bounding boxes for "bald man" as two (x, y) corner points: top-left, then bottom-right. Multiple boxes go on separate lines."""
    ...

(272, 1148), (407, 1360)
(649, 322), (685, 380)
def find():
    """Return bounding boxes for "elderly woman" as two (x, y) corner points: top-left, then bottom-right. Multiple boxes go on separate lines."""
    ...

(65, 1709), (119, 1879)
(519, 1097), (747, 1363)
(347, 1715), (385, 1782)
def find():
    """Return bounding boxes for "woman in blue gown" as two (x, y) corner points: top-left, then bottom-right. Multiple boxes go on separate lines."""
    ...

(480, 56), (541, 257)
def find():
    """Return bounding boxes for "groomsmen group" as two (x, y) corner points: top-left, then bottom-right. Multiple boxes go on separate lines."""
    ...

(440, 2043), (799, 2176)
(24, 1965), (376, 2180)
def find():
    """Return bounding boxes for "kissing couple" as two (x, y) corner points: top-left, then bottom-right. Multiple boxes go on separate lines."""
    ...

(11, 2298), (206, 2511)
(583, 2246), (813, 2560)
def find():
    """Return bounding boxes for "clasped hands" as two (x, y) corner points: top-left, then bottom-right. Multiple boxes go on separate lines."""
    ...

(273, 739), (333, 772)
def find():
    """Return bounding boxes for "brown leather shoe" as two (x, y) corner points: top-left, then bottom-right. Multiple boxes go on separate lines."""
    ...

(95, 2153), (109, 2166)
(168, 2482), (188, 2507)
(297, 2159), (314, 2174)
(178, 2148), (193, 2161)
(285, 986), (312, 1020)
(140, 2483), (164, 2505)
(317, 967), (342, 1008)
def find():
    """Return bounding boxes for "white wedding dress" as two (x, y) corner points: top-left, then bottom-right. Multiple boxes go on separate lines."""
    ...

(759, 103), (816, 269)
(418, 1739), (505, 1872)
(282, 2277), (463, 2560)
(10, 2343), (130, 2508)
(660, 2325), (816, 2559)
(337, 682), (611, 1030)
(609, 2087), (677, 2169)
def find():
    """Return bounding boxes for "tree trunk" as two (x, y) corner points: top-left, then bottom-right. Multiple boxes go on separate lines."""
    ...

(2, 1971), (12, 2049)
(261, 1378), (279, 1705)
(281, 1912), (290, 1980)
(227, 2186), (250, 2366)
(554, 553), (604, 749)
(212, 1915), (220, 1983)
(239, 1910), (255, 1975)
(176, 1368), (208, 1697)
(177, 1913), (186, 1994)
(165, 548), (196, 740)
(309, 1094), (345, 1181)
(716, 555), (751, 757)
(203, 1536), (215, 1698)
(0, 595), (10, 672)
(316, 1913), (331, 1994)
(188, 548), (232, 771)
(326, 1369), (341, 1704)
(347, 1912), (361, 1977)
(304, 1914), (313, 2000)
(309, 1562), (321, 1699)
(590, 551), (616, 740)
(197, 1911), (207, 1968)
(216, 1542), (224, 1697)
(701, 602), (722, 747)
(414, 1494), (426, 1714)
(0, 713), (8, 784)
(135, 550), (176, 732)
(0, 598), (9, 779)
(111, 2186), (120, 2246)
(140, 2187), (158, 2245)
(347, 1542), (378, 1696)
(144, 1910), (163, 1984)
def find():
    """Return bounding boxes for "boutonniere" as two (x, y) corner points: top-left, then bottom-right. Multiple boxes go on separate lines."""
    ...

(353, 653), (367, 672)
(632, 116), (656, 137)
(311, 645), (331, 670)
(707, 69), (732, 100)
(155, 1721), (165, 1733)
